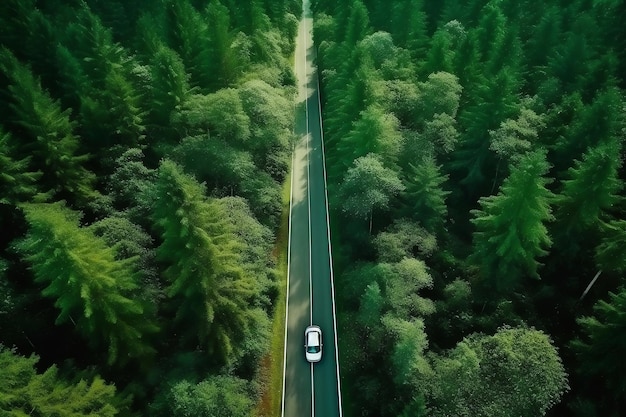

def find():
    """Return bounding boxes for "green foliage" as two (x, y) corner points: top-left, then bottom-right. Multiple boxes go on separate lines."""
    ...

(572, 288), (626, 402)
(335, 105), (403, 169)
(147, 43), (189, 126)
(0, 47), (97, 206)
(157, 376), (254, 417)
(16, 202), (159, 366)
(0, 128), (45, 204)
(489, 107), (545, 161)
(470, 150), (555, 294)
(553, 138), (623, 251)
(373, 219), (437, 262)
(595, 220), (626, 273)
(151, 160), (264, 366)
(428, 327), (569, 417)
(400, 156), (450, 232)
(338, 154), (404, 224)
(0, 345), (123, 416)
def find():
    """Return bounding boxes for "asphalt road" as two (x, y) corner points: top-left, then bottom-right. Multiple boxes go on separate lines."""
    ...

(281, 1), (343, 416)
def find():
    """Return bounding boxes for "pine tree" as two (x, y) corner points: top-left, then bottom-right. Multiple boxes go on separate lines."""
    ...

(162, 0), (213, 90)
(0, 47), (97, 206)
(0, 128), (45, 204)
(400, 156), (450, 233)
(335, 105), (403, 171)
(595, 220), (626, 274)
(16, 202), (158, 366)
(552, 139), (622, 254)
(0, 346), (123, 416)
(62, 6), (146, 152)
(451, 67), (519, 196)
(151, 160), (257, 365)
(470, 150), (555, 294)
(572, 288), (626, 405)
(148, 43), (189, 127)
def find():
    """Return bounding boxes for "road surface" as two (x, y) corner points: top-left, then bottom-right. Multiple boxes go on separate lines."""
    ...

(281, 0), (343, 416)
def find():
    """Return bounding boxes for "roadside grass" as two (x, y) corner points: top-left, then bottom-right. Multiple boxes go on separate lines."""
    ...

(254, 164), (292, 417)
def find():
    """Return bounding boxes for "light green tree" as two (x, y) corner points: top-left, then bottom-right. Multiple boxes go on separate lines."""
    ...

(0, 128), (45, 204)
(338, 154), (404, 232)
(0, 346), (123, 416)
(428, 327), (568, 417)
(162, 376), (254, 417)
(151, 160), (259, 365)
(15, 203), (158, 366)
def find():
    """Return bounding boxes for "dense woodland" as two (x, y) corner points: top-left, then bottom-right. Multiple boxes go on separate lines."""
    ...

(312, 0), (625, 416)
(2, 0), (626, 416)
(0, 0), (299, 415)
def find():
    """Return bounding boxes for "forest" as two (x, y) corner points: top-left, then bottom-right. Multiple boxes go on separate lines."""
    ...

(312, 0), (625, 416)
(1, 0), (625, 416)
(0, 0), (299, 415)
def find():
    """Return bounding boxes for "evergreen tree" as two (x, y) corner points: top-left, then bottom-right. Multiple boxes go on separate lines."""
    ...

(400, 156), (450, 233)
(15, 202), (158, 366)
(62, 5), (146, 152)
(451, 67), (519, 196)
(595, 220), (626, 274)
(552, 139), (623, 254)
(0, 47), (97, 206)
(0, 128), (44, 204)
(0, 346), (124, 416)
(470, 150), (554, 294)
(572, 287), (626, 409)
(151, 160), (258, 365)
(161, 0), (213, 90)
(335, 105), (403, 171)
(343, 0), (370, 47)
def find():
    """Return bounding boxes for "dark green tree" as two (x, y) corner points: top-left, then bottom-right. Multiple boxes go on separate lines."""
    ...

(0, 128), (45, 204)
(147, 43), (189, 127)
(595, 220), (626, 274)
(400, 156), (450, 233)
(552, 139), (623, 255)
(470, 150), (554, 294)
(572, 288), (626, 409)
(61, 6), (146, 152)
(0, 47), (97, 206)
(16, 203), (158, 366)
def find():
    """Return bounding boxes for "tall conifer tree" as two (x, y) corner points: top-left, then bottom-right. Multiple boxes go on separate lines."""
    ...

(470, 150), (554, 294)
(16, 203), (158, 366)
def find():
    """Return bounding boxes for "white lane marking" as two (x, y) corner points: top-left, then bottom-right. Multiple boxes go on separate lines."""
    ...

(311, 363), (315, 417)
(313, 11), (344, 417)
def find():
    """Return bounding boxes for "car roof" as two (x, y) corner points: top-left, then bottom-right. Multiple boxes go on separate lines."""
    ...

(308, 330), (320, 345)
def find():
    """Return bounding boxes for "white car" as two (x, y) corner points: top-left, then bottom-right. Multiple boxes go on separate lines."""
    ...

(305, 325), (322, 363)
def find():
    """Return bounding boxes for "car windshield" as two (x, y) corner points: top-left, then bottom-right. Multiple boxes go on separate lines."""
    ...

(307, 344), (320, 354)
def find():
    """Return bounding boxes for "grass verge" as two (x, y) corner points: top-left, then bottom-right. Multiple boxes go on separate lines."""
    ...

(254, 165), (292, 417)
